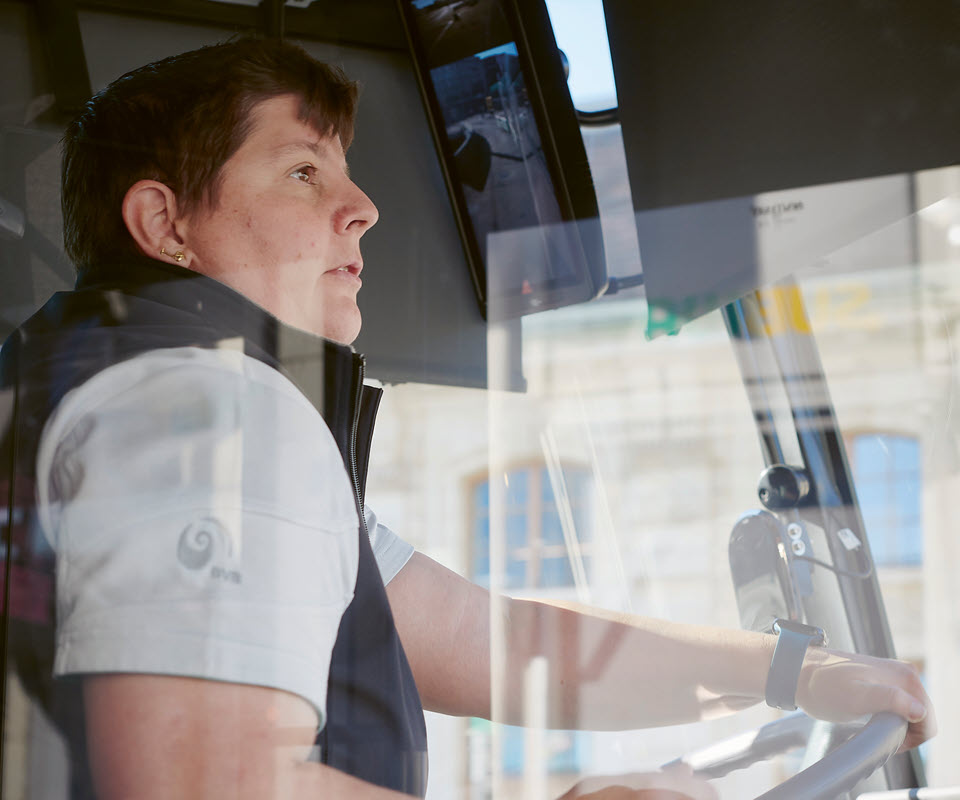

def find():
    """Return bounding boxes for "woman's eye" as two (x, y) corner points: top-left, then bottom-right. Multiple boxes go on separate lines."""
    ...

(290, 166), (315, 183)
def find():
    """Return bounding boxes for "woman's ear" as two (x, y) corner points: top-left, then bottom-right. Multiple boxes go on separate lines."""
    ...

(121, 180), (191, 266)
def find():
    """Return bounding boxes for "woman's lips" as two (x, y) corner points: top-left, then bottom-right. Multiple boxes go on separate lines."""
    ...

(326, 262), (362, 286)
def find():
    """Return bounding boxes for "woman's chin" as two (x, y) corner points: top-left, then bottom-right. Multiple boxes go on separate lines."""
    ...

(314, 301), (362, 345)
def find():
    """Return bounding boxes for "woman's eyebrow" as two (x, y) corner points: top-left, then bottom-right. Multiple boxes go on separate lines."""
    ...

(270, 139), (322, 160)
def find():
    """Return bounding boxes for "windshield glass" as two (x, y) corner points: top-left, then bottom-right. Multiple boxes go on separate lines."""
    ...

(1, 3), (957, 799)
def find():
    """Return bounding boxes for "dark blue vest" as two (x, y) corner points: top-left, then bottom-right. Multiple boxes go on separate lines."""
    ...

(0, 257), (427, 797)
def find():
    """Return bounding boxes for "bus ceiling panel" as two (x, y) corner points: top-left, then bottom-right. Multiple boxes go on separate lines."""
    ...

(78, 0), (408, 50)
(602, 0), (960, 337)
(604, 0), (960, 210)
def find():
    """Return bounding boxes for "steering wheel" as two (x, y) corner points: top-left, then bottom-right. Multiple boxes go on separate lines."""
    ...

(664, 711), (907, 800)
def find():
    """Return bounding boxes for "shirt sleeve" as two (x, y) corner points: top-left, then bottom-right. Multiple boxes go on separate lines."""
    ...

(35, 346), (360, 729)
(363, 505), (415, 585)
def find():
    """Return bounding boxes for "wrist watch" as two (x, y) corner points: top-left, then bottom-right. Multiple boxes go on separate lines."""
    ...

(764, 618), (827, 711)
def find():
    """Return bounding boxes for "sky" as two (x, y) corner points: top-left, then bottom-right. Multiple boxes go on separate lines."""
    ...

(543, 0), (618, 112)
(409, 0), (618, 112)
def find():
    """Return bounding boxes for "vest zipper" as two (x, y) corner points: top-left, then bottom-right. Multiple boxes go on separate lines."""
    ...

(350, 355), (368, 538)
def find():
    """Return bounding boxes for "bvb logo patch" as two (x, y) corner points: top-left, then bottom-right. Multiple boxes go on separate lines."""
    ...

(177, 517), (232, 572)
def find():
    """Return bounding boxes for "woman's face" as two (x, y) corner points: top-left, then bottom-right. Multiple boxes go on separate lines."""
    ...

(181, 94), (379, 344)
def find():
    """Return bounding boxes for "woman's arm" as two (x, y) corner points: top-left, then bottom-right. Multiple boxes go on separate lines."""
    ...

(83, 675), (419, 800)
(386, 552), (934, 749)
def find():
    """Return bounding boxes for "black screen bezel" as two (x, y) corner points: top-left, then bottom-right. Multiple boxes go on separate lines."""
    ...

(396, 0), (606, 321)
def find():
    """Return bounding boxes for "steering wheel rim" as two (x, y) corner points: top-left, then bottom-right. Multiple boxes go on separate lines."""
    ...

(668, 712), (907, 800)
(754, 712), (907, 800)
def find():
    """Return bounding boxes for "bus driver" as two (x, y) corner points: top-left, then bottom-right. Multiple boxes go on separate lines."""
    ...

(0, 38), (934, 800)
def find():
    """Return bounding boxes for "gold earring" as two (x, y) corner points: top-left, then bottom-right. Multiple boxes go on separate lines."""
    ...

(160, 246), (185, 262)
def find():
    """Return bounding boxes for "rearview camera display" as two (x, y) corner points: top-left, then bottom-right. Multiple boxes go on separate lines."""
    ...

(401, 0), (604, 318)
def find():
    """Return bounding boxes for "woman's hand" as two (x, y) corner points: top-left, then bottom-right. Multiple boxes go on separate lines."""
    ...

(796, 648), (936, 751)
(557, 766), (718, 800)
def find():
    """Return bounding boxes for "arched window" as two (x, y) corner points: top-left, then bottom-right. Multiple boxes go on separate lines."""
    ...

(470, 464), (593, 590)
(467, 463), (594, 781)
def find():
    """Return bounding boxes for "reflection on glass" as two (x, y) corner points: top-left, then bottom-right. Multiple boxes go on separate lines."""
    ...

(471, 466), (591, 591)
(849, 433), (923, 566)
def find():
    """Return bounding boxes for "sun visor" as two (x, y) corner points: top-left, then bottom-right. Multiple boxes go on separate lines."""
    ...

(603, 0), (960, 337)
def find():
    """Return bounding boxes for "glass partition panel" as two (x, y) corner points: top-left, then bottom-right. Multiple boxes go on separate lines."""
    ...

(3, 2), (959, 798)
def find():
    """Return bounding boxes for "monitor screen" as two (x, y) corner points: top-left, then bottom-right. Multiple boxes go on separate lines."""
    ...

(398, 0), (606, 319)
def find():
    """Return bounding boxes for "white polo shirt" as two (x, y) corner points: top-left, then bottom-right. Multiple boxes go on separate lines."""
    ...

(34, 346), (413, 728)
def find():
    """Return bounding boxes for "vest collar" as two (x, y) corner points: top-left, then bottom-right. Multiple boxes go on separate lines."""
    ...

(75, 255), (359, 364)
(69, 256), (368, 471)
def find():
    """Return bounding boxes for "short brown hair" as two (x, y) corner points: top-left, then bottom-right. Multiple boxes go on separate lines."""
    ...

(62, 38), (358, 273)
